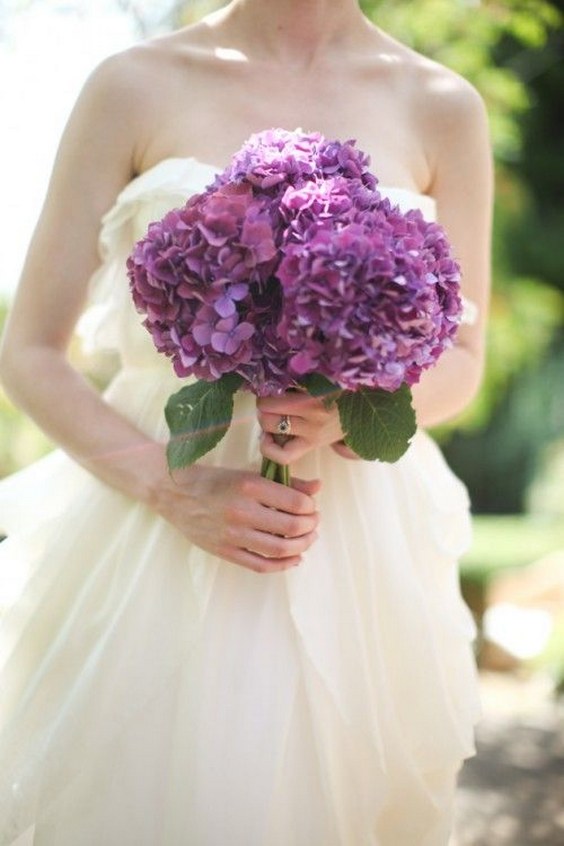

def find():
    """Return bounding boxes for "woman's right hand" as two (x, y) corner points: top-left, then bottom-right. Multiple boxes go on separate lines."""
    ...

(152, 464), (321, 573)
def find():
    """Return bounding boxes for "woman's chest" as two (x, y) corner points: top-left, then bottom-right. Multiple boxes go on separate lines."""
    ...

(141, 58), (430, 192)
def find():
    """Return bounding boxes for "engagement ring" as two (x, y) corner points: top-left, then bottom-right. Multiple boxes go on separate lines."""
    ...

(276, 415), (292, 436)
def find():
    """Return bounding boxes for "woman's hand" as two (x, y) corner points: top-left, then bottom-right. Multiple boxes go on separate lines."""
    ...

(152, 463), (321, 573)
(257, 392), (347, 464)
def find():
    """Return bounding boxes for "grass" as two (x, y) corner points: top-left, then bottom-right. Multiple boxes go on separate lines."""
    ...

(461, 514), (564, 581)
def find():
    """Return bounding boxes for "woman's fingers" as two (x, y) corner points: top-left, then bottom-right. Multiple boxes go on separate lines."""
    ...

(291, 476), (322, 497)
(229, 524), (318, 560)
(246, 502), (319, 538)
(257, 405), (326, 434)
(219, 512), (320, 574)
(158, 465), (321, 573)
(219, 546), (302, 573)
(256, 395), (344, 457)
(220, 474), (322, 571)
(239, 472), (319, 514)
(258, 410), (304, 437)
(257, 391), (317, 416)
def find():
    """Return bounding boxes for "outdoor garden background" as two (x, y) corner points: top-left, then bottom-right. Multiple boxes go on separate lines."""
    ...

(1, 1), (563, 843)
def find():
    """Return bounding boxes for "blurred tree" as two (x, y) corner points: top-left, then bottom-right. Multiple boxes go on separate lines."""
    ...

(499, 0), (564, 293)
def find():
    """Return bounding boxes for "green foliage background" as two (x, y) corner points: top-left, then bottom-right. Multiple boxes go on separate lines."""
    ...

(2, 0), (564, 514)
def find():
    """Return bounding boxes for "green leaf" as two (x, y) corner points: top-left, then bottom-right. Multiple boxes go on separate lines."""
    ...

(299, 373), (341, 408)
(165, 374), (243, 470)
(337, 384), (416, 462)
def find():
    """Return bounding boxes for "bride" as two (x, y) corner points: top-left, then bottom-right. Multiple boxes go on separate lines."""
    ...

(0, 1), (492, 844)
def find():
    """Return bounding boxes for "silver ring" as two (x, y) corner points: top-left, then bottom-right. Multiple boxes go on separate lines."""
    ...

(276, 415), (292, 436)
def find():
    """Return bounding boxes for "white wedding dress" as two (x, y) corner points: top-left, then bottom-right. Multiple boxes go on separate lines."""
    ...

(0, 158), (481, 846)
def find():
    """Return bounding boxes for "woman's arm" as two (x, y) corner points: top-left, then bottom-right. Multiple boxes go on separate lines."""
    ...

(0, 52), (160, 495)
(410, 70), (493, 428)
(0, 50), (319, 572)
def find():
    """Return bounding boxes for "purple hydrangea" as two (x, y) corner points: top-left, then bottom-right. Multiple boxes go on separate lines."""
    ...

(277, 179), (462, 391)
(128, 181), (292, 390)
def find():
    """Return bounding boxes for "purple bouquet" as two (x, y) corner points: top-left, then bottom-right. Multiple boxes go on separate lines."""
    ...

(127, 129), (462, 478)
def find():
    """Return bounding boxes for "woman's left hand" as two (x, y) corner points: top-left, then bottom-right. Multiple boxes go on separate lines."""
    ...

(257, 392), (345, 465)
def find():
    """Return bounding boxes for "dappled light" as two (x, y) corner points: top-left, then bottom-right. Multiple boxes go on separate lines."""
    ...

(214, 45), (249, 61)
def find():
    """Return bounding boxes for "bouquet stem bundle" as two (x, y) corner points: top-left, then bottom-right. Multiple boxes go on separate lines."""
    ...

(261, 444), (291, 486)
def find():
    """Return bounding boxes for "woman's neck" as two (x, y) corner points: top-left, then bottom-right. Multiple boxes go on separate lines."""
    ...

(213, 0), (373, 66)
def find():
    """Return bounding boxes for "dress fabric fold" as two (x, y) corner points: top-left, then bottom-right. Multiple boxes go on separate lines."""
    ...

(0, 158), (481, 846)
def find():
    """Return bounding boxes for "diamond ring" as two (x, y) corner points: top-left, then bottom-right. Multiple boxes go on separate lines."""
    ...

(276, 415), (292, 436)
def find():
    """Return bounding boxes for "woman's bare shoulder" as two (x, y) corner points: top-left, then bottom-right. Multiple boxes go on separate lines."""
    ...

(80, 20), (213, 106)
(390, 38), (486, 129)
(405, 54), (490, 181)
(383, 35), (489, 174)
(414, 61), (487, 133)
(381, 31), (484, 109)
(72, 25), (214, 171)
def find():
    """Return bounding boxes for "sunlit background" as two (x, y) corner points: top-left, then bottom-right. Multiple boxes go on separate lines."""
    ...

(1, 2), (563, 843)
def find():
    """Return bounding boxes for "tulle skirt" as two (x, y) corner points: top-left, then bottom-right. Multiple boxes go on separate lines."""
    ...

(0, 365), (481, 845)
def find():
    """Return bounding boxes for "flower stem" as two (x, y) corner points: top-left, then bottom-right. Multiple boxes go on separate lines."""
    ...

(260, 457), (291, 486)
(260, 433), (292, 486)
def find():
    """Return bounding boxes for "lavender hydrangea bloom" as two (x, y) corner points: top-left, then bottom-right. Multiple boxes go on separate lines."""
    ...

(217, 128), (377, 195)
(127, 181), (291, 386)
(277, 179), (462, 392)
(217, 128), (323, 190)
